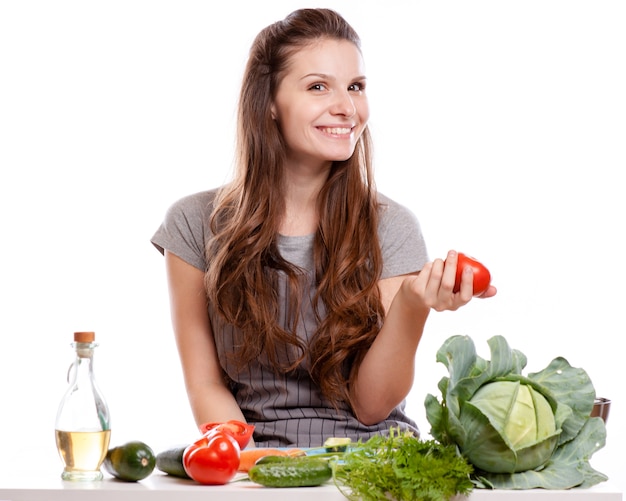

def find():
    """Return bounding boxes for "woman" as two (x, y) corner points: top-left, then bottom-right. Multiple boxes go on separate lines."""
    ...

(152, 8), (496, 447)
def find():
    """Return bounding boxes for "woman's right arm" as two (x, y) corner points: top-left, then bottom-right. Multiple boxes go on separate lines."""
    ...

(164, 250), (247, 430)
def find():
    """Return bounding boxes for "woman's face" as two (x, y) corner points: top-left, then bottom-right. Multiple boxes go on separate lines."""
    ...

(271, 38), (369, 170)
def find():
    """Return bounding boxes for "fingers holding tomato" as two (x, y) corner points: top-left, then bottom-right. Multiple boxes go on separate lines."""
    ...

(447, 251), (494, 297)
(403, 251), (495, 312)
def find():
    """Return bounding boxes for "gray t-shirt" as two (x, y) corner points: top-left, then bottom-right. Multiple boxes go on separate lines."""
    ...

(152, 189), (429, 447)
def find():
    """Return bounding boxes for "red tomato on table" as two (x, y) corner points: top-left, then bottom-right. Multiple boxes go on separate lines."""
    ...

(453, 252), (491, 296)
(183, 431), (240, 485)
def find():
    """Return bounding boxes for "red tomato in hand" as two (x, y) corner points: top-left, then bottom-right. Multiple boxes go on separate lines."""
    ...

(453, 252), (491, 295)
(183, 431), (240, 485)
(199, 420), (255, 449)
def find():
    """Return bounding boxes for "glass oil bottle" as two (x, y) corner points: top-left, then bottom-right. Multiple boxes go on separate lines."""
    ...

(55, 331), (111, 481)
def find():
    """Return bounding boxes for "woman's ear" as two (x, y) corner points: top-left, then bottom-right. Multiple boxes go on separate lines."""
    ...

(270, 103), (277, 120)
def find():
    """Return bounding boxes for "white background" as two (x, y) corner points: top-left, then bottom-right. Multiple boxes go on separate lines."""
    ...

(0, 0), (624, 486)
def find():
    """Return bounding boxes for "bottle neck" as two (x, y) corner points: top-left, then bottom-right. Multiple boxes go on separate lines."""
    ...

(74, 341), (97, 358)
(72, 342), (97, 380)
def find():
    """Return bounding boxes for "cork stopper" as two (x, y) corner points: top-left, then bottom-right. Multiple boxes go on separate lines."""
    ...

(74, 331), (95, 343)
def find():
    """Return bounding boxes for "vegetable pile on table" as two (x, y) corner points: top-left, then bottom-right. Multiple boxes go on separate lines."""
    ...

(425, 335), (608, 489)
(152, 335), (608, 497)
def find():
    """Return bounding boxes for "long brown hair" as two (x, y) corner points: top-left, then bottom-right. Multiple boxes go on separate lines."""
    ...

(205, 8), (383, 409)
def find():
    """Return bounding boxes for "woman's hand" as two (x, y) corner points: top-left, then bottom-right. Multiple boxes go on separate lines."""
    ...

(403, 250), (497, 312)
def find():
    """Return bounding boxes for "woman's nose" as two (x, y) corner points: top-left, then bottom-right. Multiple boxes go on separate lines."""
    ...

(331, 91), (356, 117)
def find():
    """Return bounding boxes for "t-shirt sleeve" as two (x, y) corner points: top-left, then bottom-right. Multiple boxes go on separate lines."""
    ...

(378, 195), (429, 279)
(150, 191), (214, 271)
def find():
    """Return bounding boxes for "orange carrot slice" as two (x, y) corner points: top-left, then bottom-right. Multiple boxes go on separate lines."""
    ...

(238, 448), (304, 472)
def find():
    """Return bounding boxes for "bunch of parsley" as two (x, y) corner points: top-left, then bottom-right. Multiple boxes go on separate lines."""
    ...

(331, 428), (473, 501)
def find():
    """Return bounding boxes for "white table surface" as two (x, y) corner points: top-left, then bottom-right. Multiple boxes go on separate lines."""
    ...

(0, 440), (622, 501)
(0, 471), (622, 501)
(0, 469), (622, 501)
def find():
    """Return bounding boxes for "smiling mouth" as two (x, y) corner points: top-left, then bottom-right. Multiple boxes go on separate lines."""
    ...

(319, 126), (353, 135)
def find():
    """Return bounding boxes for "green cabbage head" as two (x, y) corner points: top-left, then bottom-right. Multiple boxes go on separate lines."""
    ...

(459, 380), (559, 473)
(425, 335), (608, 489)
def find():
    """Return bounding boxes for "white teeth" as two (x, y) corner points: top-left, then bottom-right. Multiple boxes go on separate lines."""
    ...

(322, 127), (351, 134)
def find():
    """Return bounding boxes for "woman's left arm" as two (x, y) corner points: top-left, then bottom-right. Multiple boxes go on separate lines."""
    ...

(350, 250), (496, 425)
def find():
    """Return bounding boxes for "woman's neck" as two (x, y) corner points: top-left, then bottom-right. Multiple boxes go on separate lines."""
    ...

(279, 161), (330, 236)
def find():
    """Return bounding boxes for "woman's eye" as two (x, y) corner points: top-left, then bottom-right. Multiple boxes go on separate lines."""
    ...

(349, 82), (365, 92)
(309, 83), (327, 91)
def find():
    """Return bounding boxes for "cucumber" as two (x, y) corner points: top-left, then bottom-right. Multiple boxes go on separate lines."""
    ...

(155, 445), (191, 479)
(103, 441), (156, 482)
(255, 455), (292, 465)
(248, 457), (332, 487)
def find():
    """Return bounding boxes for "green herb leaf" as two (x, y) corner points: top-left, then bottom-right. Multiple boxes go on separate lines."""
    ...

(331, 428), (473, 501)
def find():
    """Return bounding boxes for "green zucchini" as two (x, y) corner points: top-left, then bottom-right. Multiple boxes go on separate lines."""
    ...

(155, 445), (191, 479)
(248, 457), (332, 487)
(103, 441), (156, 482)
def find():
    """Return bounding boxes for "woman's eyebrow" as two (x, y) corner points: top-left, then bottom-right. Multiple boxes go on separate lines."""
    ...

(300, 73), (367, 81)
